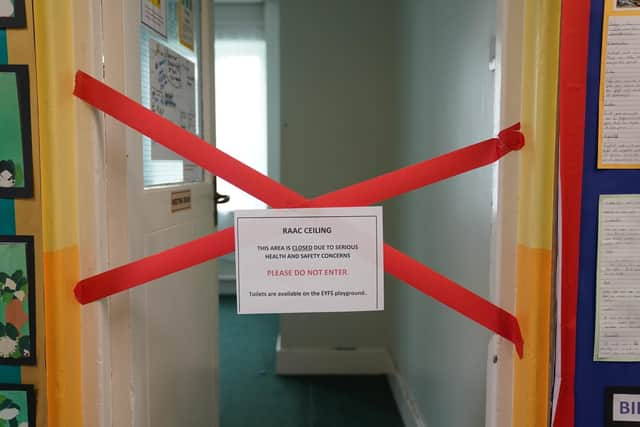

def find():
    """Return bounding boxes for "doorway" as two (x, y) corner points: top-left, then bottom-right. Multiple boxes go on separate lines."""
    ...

(213, 1), (405, 426)
(80, 0), (509, 425)
(98, 0), (219, 425)
(217, 0), (502, 426)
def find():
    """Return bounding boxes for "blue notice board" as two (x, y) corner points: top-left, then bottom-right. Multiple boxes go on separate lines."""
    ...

(575, 1), (640, 425)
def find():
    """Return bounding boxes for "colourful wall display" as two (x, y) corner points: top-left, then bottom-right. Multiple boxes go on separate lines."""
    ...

(1, 0), (49, 424)
(575, 0), (640, 421)
(556, 0), (640, 425)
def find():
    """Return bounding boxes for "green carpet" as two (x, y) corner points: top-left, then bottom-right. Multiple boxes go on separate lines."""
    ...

(220, 296), (404, 427)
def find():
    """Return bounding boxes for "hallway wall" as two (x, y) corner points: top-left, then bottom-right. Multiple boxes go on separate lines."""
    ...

(277, 0), (497, 425)
(386, 0), (497, 425)
(278, 0), (399, 351)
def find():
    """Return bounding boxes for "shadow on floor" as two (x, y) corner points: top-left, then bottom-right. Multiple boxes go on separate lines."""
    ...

(219, 295), (404, 427)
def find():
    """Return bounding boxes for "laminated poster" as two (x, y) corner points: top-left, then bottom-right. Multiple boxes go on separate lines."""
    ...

(178, 0), (194, 51)
(595, 195), (640, 361)
(141, 0), (167, 38)
(234, 207), (384, 314)
(599, 0), (640, 168)
(148, 39), (202, 182)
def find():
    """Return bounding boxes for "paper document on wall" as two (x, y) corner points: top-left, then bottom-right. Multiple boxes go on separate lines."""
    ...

(234, 207), (384, 314)
(141, 0), (167, 37)
(598, 10), (640, 168)
(179, 0), (195, 51)
(595, 195), (640, 361)
(148, 39), (202, 181)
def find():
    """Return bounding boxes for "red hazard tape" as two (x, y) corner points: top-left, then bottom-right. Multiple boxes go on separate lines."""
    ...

(73, 71), (524, 357)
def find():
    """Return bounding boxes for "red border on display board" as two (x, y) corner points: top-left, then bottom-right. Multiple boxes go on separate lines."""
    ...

(555, 0), (590, 425)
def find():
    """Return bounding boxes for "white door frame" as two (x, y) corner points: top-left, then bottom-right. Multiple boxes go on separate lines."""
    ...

(486, 0), (524, 426)
(77, 0), (218, 425)
(72, 0), (114, 424)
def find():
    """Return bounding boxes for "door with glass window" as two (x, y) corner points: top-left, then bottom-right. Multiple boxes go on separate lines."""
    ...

(102, 0), (218, 425)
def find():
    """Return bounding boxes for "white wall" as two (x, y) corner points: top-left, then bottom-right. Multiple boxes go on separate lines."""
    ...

(386, 1), (497, 426)
(278, 0), (399, 351)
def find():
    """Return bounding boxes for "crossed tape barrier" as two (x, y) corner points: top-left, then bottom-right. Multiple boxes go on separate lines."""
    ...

(73, 71), (525, 357)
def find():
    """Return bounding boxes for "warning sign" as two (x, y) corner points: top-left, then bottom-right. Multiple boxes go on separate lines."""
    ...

(234, 207), (383, 314)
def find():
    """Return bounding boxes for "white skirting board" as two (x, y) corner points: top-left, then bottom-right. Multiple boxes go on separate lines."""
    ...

(275, 335), (427, 426)
(275, 335), (394, 375)
(387, 369), (428, 427)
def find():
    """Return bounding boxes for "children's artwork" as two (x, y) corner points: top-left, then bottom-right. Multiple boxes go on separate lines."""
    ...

(0, 236), (34, 365)
(0, 0), (26, 28)
(0, 65), (32, 198)
(0, 384), (35, 427)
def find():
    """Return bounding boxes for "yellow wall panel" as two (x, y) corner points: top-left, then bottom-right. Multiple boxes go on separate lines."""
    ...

(43, 246), (81, 427)
(34, 0), (78, 252)
(518, 0), (561, 250)
(33, 0), (83, 425)
(513, 245), (554, 427)
(513, 0), (561, 425)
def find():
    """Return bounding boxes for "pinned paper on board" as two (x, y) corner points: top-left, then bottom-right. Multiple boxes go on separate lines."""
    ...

(141, 0), (167, 38)
(598, 1), (640, 168)
(178, 0), (195, 51)
(235, 207), (383, 314)
(148, 39), (202, 182)
(595, 195), (640, 361)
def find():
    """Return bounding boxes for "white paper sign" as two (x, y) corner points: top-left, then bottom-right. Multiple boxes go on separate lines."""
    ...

(595, 195), (640, 361)
(148, 39), (202, 181)
(141, 0), (167, 37)
(149, 39), (196, 145)
(613, 393), (640, 422)
(234, 207), (384, 314)
(178, 0), (195, 51)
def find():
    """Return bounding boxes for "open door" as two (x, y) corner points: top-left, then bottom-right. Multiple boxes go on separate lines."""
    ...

(100, 1), (218, 425)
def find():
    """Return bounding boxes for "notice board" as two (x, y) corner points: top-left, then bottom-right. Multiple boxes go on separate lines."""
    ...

(556, 1), (640, 425)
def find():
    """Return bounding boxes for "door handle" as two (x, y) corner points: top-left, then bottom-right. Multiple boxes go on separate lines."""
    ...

(215, 192), (230, 204)
(213, 178), (229, 227)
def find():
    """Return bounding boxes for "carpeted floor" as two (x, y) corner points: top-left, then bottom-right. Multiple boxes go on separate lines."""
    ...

(219, 296), (404, 427)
